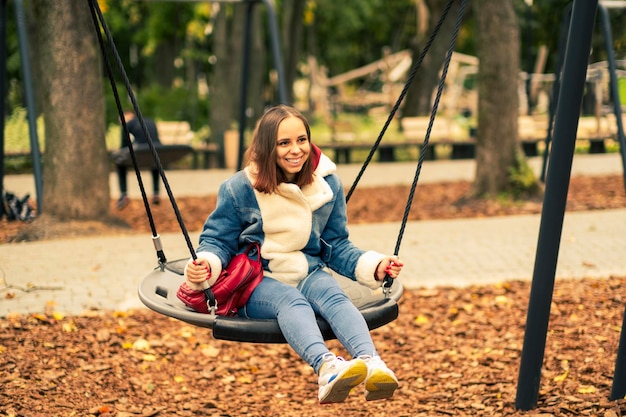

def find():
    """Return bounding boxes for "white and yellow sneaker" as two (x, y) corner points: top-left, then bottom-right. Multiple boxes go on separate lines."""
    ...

(318, 354), (367, 404)
(362, 355), (398, 401)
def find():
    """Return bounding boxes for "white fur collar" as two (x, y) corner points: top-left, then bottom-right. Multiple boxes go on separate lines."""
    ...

(241, 151), (336, 285)
(315, 152), (336, 177)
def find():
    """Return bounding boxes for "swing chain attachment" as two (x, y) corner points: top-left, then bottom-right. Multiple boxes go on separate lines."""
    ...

(382, 277), (393, 298)
(203, 288), (217, 315)
(152, 234), (168, 271)
(382, 260), (397, 298)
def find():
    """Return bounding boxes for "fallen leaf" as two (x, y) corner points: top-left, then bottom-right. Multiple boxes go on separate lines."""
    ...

(578, 386), (597, 394)
(414, 314), (430, 324)
(132, 338), (151, 351)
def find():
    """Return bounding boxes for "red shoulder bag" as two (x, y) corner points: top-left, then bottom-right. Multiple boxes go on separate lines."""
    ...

(176, 243), (263, 316)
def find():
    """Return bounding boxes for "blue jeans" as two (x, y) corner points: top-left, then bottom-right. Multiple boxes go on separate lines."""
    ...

(240, 268), (377, 373)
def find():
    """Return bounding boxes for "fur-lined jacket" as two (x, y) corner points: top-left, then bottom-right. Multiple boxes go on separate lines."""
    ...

(186, 151), (386, 290)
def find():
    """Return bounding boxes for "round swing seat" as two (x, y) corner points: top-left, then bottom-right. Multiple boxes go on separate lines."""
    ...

(137, 259), (403, 344)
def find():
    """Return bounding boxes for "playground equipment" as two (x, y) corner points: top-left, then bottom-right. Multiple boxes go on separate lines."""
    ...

(539, 1), (626, 188)
(0, 0), (42, 214)
(516, 0), (626, 410)
(87, 0), (466, 343)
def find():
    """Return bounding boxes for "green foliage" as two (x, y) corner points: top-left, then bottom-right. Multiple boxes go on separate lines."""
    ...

(310, 0), (417, 75)
(507, 151), (541, 199)
(3, 107), (45, 173)
(99, 0), (213, 133)
(523, 0), (626, 73)
(104, 85), (209, 130)
(103, 0), (196, 54)
(3, 107), (45, 153)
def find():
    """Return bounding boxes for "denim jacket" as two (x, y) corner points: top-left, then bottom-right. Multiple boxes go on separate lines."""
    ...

(188, 153), (386, 290)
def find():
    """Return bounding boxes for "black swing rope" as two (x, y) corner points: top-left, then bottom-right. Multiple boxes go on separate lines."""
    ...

(345, 0), (466, 293)
(87, 0), (198, 268)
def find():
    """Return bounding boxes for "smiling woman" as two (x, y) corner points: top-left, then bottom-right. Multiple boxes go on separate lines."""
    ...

(153, 104), (405, 404)
(245, 105), (318, 193)
(275, 116), (311, 181)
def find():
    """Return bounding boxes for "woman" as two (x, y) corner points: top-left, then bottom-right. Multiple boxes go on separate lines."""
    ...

(185, 104), (404, 404)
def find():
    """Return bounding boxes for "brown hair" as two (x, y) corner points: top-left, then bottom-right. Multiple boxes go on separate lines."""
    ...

(245, 104), (315, 194)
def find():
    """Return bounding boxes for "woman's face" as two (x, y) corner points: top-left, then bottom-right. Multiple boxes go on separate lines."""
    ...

(275, 116), (310, 181)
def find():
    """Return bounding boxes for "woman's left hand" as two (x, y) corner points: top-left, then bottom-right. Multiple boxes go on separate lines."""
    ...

(375, 257), (404, 281)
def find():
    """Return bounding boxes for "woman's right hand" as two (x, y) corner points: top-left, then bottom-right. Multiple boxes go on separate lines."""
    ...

(186, 258), (211, 285)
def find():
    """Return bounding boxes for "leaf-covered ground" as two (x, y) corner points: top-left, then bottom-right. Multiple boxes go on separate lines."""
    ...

(2, 174), (626, 416)
(2, 277), (626, 416)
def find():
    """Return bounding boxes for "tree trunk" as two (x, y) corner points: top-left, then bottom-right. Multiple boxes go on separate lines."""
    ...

(153, 40), (179, 88)
(34, 1), (109, 220)
(402, 0), (462, 117)
(472, 0), (523, 197)
(210, 3), (245, 165)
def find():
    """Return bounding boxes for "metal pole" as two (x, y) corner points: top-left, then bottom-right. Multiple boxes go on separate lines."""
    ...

(611, 305), (626, 399)
(597, 4), (626, 191)
(515, 0), (598, 410)
(597, 3), (626, 399)
(0, 0), (6, 203)
(262, 0), (286, 104)
(524, 0), (533, 116)
(540, 4), (571, 183)
(236, 0), (254, 171)
(14, 0), (42, 214)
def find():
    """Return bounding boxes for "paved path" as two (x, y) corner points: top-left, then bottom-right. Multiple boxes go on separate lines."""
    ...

(1, 153), (625, 317)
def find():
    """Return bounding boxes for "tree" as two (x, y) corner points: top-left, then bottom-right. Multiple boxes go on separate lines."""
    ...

(472, 0), (538, 197)
(32, 1), (110, 221)
(402, 0), (465, 117)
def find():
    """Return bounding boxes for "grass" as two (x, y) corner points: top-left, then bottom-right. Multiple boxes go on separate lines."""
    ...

(3, 107), (45, 154)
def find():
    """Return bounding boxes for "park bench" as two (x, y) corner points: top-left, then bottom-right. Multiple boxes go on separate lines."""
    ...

(400, 116), (474, 160)
(517, 115), (549, 156)
(318, 116), (474, 163)
(156, 120), (194, 145)
(518, 114), (624, 156)
(155, 121), (220, 169)
(2, 120), (222, 170)
(318, 119), (418, 163)
(109, 120), (221, 169)
(318, 113), (622, 164)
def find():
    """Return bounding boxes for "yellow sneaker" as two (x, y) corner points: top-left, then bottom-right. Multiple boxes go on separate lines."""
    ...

(362, 355), (398, 401)
(318, 354), (367, 404)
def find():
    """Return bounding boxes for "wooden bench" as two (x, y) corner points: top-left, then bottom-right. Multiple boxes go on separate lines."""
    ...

(190, 142), (221, 169)
(575, 115), (622, 154)
(401, 116), (475, 160)
(319, 114), (623, 164)
(518, 115), (549, 156)
(519, 114), (625, 155)
(319, 140), (424, 164)
(156, 121), (221, 169)
(4, 121), (222, 170)
(321, 116), (471, 163)
(156, 121), (194, 145)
